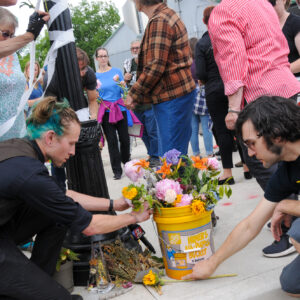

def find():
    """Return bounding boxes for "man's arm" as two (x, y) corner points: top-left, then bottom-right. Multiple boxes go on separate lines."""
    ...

(86, 89), (99, 120)
(183, 198), (276, 280)
(208, 6), (247, 109)
(128, 18), (172, 104)
(82, 206), (151, 236)
(66, 190), (129, 212)
(0, 0), (17, 6)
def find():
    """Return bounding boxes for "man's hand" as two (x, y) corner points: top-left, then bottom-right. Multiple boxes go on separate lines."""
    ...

(124, 94), (136, 110)
(130, 202), (152, 223)
(181, 257), (217, 280)
(225, 112), (239, 130)
(124, 73), (132, 82)
(113, 196), (130, 211)
(271, 206), (292, 241)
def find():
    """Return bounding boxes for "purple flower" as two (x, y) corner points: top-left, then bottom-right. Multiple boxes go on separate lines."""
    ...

(163, 149), (181, 165)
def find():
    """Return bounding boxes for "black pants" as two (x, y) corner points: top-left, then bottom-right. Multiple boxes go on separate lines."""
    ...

(101, 111), (130, 176)
(206, 89), (234, 169)
(0, 205), (71, 300)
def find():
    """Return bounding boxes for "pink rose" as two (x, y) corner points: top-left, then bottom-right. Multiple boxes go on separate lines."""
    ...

(124, 159), (144, 182)
(207, 157), (220, 170)
(175, 194), (193, 207)
(113, 74), (120, 82)
(96, 79), (102, 90)
(155, 179), (182, 200)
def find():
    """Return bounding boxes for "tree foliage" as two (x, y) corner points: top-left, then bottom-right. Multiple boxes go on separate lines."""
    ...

(70, 0), (120, 69)
(18, 32), (50, 71)
(17, 0), (120, 71)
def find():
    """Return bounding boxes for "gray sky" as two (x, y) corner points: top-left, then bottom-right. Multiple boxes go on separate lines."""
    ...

(7, 0), (127, 35)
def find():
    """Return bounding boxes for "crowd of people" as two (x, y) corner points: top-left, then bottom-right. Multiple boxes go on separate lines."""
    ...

(0, 0), (300, 299)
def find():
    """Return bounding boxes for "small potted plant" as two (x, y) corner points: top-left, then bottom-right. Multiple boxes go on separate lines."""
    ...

(53, 247), (79, 293)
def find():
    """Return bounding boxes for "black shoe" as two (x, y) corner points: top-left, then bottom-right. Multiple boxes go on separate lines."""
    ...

(215, 150), (220, 156)
(218, 177), (235, 185)
(244, 171), (252, 180)
(113, 173), (122, 180)
(262, 234), (296, 257)
(235, 161), (243, 168)
(71, 296), (83, 300)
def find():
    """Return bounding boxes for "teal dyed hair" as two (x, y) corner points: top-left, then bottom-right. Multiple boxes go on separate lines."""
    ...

(26, 97), (79, 140)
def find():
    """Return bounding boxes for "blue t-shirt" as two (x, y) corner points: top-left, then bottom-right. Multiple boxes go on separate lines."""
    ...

(95, 67), (125, 111)
(28, 82), (43, 100)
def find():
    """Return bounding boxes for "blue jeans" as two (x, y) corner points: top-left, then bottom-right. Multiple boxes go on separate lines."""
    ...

(134, 108), (159, 158)
(153, 90), (196, 156)
(190, 113), (213, 156)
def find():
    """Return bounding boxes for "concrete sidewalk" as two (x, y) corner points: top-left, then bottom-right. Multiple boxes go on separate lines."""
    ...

(74, 138), (296, 300)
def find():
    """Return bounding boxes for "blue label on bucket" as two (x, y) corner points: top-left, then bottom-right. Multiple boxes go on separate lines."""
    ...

(160, 223), (214, 271)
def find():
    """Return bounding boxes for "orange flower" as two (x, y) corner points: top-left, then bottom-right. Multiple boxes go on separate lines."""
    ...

(191, 156), (208, 170)
(156, 160), (172, 178)
(134, 159), (150, 171)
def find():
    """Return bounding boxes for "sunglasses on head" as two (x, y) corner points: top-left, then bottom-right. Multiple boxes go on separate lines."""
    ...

(0, 30), (14, 38)
(268, 0), (276, 6)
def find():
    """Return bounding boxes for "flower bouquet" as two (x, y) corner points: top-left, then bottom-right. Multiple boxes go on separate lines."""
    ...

(122, 149), (232, 213)
(123, 149), (232, 279)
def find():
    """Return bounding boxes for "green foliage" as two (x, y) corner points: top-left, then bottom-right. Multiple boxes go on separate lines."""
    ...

(70, 0), (120, 70)
(56, 247), (79, 272)
(18, 32), (50, 72)
(19, 0), (34, 9)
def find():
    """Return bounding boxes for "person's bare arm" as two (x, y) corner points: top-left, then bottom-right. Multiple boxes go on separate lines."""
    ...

(225, 87), (244, 130)
(183, 198), (276, 280)
(0, 33), (34, 58)
(82, 204), (151, 236)
(66, 190), (129, 212)
(86, 89), (99, 120)
(0, 0), (17, 6)
(290, 32), (300, 74)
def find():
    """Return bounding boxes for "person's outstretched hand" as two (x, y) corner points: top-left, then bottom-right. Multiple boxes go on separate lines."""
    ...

(181, 257), (217, 280)
(130, 202), (152, 223)
(27, 11), (50, 40)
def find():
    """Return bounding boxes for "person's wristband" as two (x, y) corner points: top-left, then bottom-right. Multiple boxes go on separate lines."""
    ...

(108, 199), (114, 211)
(228, 109), (240, 114)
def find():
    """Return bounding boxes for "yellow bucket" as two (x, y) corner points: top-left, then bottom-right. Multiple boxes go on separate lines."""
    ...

(153, 206), (214, 280)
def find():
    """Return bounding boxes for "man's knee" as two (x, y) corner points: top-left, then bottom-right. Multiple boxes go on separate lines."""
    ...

(280, 255), (300, 295)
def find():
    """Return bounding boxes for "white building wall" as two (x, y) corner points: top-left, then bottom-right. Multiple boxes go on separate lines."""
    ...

(102, 0), (217, 71)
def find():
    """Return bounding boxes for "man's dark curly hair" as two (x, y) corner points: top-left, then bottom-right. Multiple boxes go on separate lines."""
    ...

(236, 96), (300, 149)
(137, 0), (164, 6)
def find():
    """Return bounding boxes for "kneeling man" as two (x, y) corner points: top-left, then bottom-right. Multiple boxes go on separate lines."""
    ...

(184, 96), (300, 297)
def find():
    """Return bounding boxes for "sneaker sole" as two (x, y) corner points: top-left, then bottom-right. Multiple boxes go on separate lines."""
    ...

(263, 245), (296, 258)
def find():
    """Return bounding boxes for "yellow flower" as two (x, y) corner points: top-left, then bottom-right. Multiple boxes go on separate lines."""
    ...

(173, 194), (182, 206)
(143, 270), (157, 286)
(61, 255), (67, 261)
(191, 200), (206, 215)
(122, 187), (138, 200)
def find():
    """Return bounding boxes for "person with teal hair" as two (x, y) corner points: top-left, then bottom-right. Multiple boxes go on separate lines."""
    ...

(0, 96), (152, 300)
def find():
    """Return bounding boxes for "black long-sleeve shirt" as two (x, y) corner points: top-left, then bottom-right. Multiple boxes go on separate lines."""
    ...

(0, 139), (92, 231)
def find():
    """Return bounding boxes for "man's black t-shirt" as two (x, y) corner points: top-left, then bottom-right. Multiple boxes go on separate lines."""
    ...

(264, 156), (300, 202)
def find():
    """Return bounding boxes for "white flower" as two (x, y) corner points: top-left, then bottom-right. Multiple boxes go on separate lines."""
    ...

(164, 189), (177, 203)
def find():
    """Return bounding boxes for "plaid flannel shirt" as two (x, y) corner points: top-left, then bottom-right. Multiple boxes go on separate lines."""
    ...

(129, 3), (196, 104)
(194, 85), (209, 115)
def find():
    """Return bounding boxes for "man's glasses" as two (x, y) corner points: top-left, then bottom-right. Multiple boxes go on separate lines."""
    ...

(131, 47), (140, 51)
(0, 30), (14, 39)
(97, 55), (108, 59)
(243, 133), (262, 151)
